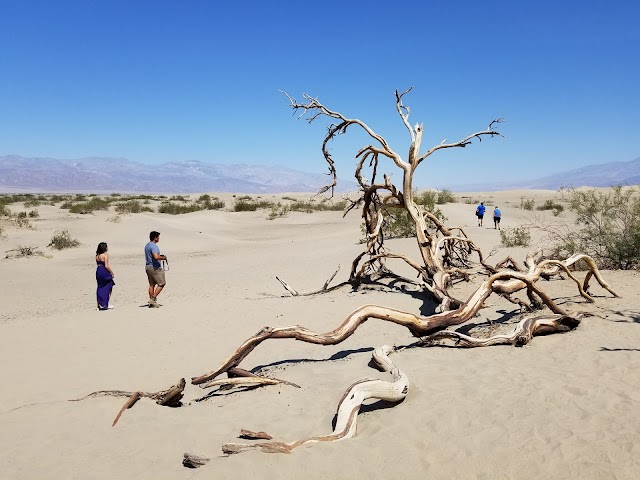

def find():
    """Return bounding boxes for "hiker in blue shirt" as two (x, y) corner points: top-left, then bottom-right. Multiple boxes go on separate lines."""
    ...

(493, 206), (502, 230)
(475, 202), (486, 226)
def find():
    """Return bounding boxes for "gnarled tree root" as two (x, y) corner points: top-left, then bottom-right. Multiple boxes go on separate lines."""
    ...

(220, 345), (408, 456)
(422, 313), (582, 348)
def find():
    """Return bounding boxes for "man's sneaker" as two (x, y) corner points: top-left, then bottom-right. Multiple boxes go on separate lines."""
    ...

(149, 302), (160, 308)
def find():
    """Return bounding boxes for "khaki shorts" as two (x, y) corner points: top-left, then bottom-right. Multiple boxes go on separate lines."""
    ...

(146, 266), (166, 286)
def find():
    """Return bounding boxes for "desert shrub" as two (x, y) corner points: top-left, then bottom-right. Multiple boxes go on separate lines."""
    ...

(24, 199), (41, 208)
(289, 199), (347, 213)
(109, 193), (121, 197)
(234, 199), (258, 211)
(47, 195), (67, 204)
(1, 205), (12, 217)
(157, 201), (203, 214)
(196, 194), (225, 210)
(115, 200), (143, 214)
(48, 230), (80, 250)
(233, 198), (274, 212)
(236, 195), (252, 200)
(500, 227), (531, 247)
(13, 216), (32, 228)
(267, 204), (290, 220)
(552, 186), (640, 269)
(11, 245), (43, 257)
(74, 194), (88, 201)
(281, 196), (297, 201)
(169, 195), (189, 202)
(414, 190), (447, 225)
(28, 209), (39, 218)
(16, 211), (27, 219)
(66, 197), (111, 214)
(436, 189), (456, 204)
(536, 199), (564, 217)
(520, 197), (535, 210)
(381, 209), (415, 239)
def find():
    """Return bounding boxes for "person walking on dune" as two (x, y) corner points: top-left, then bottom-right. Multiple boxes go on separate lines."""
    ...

(493, 206), (502, 230)
(145, 231), (167, 308)
(475, 202), (486, 227)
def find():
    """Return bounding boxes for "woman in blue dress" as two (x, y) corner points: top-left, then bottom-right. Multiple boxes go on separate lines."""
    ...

(95, 242), (115, 310)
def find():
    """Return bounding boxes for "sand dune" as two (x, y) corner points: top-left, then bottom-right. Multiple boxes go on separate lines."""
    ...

(1, 190), (639, 479)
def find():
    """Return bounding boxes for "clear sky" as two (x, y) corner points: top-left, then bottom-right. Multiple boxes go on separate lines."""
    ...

(1, 0), (638, 188)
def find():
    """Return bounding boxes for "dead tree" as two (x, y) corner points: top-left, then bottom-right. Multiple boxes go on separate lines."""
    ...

(281, 88), (504, 311)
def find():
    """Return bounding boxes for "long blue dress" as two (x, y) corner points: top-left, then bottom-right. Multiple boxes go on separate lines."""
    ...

(96, 258), (114, 310)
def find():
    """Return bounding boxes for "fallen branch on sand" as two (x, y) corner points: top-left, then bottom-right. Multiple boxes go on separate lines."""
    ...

(421, 313), (582, 348)
(184, 345), (408, 465)
(70, 378), (186, 426)
(192, 255), (616, 386)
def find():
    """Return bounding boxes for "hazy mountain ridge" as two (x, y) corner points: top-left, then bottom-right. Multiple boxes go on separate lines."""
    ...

(448, 156), (640, 191)
(0, 155), (356, 193)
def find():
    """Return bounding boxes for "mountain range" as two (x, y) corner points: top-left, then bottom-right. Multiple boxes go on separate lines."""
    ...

(447, 156), (640, 191)
(0, 155), (356, 193)
(1, 155), (639, 193)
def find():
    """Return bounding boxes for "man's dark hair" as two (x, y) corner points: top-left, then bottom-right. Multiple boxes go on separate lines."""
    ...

(150, 231), (160, 241)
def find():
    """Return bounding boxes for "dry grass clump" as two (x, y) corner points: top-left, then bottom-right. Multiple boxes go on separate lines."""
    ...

(48, 230), (81, 250)
(5, 245), (44, 259)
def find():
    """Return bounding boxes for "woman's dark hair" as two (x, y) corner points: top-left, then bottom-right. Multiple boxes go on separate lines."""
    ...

(96, 242), (108, 255)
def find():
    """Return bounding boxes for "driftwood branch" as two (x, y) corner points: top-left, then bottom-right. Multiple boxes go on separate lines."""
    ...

(422, 313), (582, 347)
(70, 378), (186, 426)
(191, 258), (614, 386)
(220, 345), (408, 455)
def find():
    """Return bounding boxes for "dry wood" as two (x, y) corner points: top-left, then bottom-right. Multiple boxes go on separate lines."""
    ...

(71, 378), (186, 426)
(239, 429), (273, 440)
(112, 392), (142, 427)
(221, 345), (408, 455)
(182, 453), (210, 468)
(276, 265), (343, 296)
(192, 259), (615, 386)
(422, 313), (581, 347)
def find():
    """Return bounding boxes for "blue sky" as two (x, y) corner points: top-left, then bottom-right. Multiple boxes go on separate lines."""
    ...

(1, 0), (638, 188)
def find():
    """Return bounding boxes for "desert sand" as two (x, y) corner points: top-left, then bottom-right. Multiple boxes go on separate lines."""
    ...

(1, 189), (639, 480)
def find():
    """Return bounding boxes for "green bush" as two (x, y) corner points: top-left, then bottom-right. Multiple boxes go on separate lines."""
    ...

(169, 195), (189, 202)
(267, 204), (290, 220)
(24, 199), (41, 208)
(48, 230), (81, 250)
(1, 205), (11, 217)
(234, 199), (259, 211)
(553, 186), (640, 269)
(436, 189), (456, 204)
(115, 199), (153, 213)
(66, 197), (111, 214)
(158, 202), (203, 214)
(537, 199), (564, 214)
(500, 227), (531, 247)
(16, 211), (27, 219)
(196, 194), (225, 210)
(520, 197), (535, 210)
(28, 209), (39, 218)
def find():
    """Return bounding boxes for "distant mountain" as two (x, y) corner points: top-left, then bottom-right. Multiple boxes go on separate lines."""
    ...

(0, 156), (357, 193)
(448, 156), (640, 191)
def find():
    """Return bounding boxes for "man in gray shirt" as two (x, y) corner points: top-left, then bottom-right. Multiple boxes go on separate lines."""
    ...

(145, 231), (167, 307)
